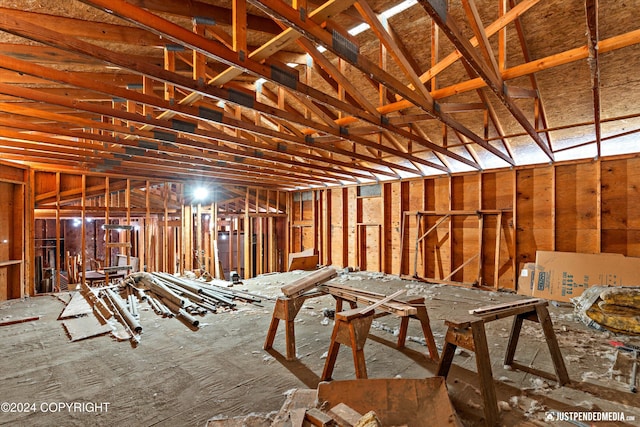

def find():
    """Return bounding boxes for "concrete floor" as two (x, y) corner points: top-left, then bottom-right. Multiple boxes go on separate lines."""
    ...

(0, 271), (639, 426)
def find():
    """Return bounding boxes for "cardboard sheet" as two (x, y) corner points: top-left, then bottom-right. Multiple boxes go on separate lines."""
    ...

(530, 251), (640, 302)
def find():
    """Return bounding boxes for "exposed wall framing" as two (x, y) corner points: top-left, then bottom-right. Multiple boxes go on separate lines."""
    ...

(0, 161), (27, 301)
(290, 155), (640, 291)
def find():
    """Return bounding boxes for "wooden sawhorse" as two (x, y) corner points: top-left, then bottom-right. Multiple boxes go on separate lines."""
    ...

(321, 296), (440, 381)
(321, 307), (374, 381)
(263, 291), (323, 361)
(332, 295), (440, 362)
(436, 299), (570, 426)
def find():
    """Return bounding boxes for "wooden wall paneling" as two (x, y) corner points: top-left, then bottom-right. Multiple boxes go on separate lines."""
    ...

(601, 157), (640, 256)
(211, 198), (218, 278)
(554, 162), (598, 253)
(312, 189), (319, 255)
(450, 175), (480, 284)
(60, 174), (82, 194)
(322, 189), (331, 266)
(164, 183), (170, 272)
(125, 179), (131, 268)
(551, 166), (557, 252)
(355, 193), (363, 269)
(244, 187), (251, 278)
(0, 163), (25, 184)
(34, 171), (56, 198)
(382, 183), (392, 273)
(481, 171), (515, 289)
(142, 180), (149, 273)
(515, 166), (554, 267)
(0, 267), (6, 301)
(81, 174), (86, 287)
(303, 192), (314, 251)
(408, 180), (425, 277)
(358, 190), (382, 272)
(596, 160), (602, 253)
(330, 189), (344, 267)
(103, 176), (109, 282)
(196, 202), (202, 271)
(0, 182), (12, 299)
(183, 204), (193, 272)
(347, 186), (357, 268)
(236, 212), (242, 275)
(26, 169), (34, 296)
(422, 177), (451, 280)
(55, 172), (62, 289)
(229, 210), (235, 275)
(399, 181), (410, 275)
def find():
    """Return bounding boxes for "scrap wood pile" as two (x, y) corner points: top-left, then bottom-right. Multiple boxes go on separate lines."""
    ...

(60, 272), (262, 345)
(574, 286), (640, 335)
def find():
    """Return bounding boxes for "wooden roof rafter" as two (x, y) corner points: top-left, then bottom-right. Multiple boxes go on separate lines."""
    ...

(418, 0), (554, 162)
(0, 55), (401, 182)
(585, 0), (601, 157)
(0, 85), (359, 185)
(249, 0), (521, 170)
(78, 0), (458, 173)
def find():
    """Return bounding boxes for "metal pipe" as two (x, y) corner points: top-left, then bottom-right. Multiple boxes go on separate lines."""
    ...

(105, 288), (142, 333)
(177, 308), (199, 327)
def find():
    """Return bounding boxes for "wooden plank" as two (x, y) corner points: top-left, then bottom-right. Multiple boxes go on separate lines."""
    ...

(326, 403), (362, 427)
(0, 316), (40, 327)
(470, 298), (544, 316)
(281, 266), (336, 298)
(59, 291), (93, 319)
(62, 316), (112, 342)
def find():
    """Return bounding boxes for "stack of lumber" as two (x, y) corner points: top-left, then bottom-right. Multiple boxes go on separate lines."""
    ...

(318, 283), (415, 317)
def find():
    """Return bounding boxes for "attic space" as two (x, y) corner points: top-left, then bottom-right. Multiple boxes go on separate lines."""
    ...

(1, 0), (640, 426)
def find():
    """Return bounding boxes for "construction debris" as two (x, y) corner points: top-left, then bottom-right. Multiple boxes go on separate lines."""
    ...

(573, 286), (640, 335)
(56, 271), (262, 345)
(267, 378), (461, 427)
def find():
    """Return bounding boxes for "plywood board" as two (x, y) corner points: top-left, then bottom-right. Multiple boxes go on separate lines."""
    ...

(602, 158), (640, 256)
(59, 291), (92, 319)
(555, 163), (598, 253)
(317, 378), (461, 427)
(481, 170), (513, 210)
(62, 316), (111, 342)
(516, 167), (553, 265)
(347, 187), (357, 267)
(451, 174), (479, 211)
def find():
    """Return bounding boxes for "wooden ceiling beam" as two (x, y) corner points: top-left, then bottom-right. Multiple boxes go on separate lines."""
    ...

(585, 0), (601, 157)
(0, 108), (343, 187)
(416, 0), (541, 87)
(0, 102), (353, 186)
(0, 7), (425, 176)
(250, 0), (483, 169)
(141, 0), (358, 123)
(0, 122), (329, 187)
(0, 55), (395, 179)
(126, 0), (283, 35)
(461, 0), (502, 80)
(0, 8), (163, 46)
(0, 137), (315, 188)
(59, 1), (450, 174)
(298, 38), (379, 116)
(418, 0), (553, 161)
(354, 0), (432, 102)
(507, 0), (551, 149)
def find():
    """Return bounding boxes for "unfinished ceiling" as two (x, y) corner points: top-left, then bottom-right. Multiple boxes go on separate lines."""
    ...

(0, 0), (639, 190)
